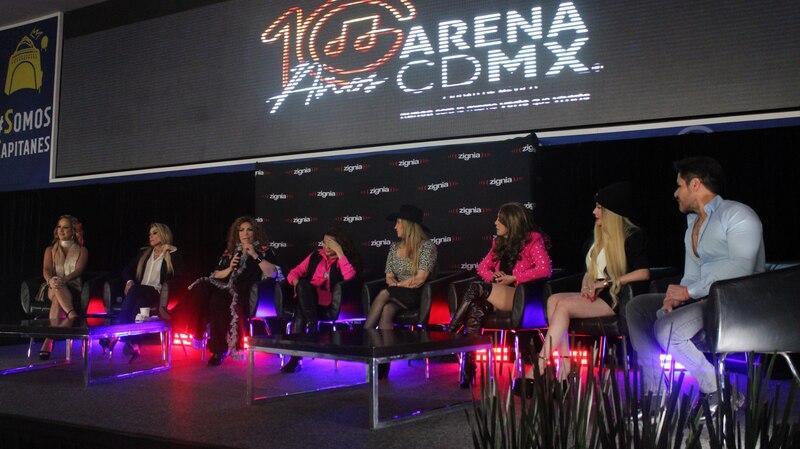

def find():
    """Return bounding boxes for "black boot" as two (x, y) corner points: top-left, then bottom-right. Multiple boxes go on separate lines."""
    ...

(463, 293), (493, 337)
(447, 283), (490, 332)
(280, 356), (302, 373)
(460, 352), (476, 389)
(377, 362), (391, 379)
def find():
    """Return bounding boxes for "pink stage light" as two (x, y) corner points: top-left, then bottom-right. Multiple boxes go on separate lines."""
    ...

(476, 346), (511, 363)
(552, 349), (590, 366)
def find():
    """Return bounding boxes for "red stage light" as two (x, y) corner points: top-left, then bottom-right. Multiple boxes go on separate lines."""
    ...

(552, 349), (590, 366)
(476, 346), (511, 363)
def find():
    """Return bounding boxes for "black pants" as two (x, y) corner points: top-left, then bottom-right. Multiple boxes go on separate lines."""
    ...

(120, 284), (160, 344)
(172, 282), (246, 355)
(292, 280), (333, 334)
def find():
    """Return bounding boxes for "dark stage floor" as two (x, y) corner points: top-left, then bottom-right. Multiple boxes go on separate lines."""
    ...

(0, 338), (479, 449)
(0, 338), (798, 449)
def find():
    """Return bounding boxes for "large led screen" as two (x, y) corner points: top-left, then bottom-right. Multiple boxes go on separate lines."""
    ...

(56, 0), (800, 177)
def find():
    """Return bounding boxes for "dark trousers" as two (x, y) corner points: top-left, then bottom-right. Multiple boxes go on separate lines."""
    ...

(292, 280), (332, 334)
(120, 284), (160, 344)
(172, 281), (249, 355)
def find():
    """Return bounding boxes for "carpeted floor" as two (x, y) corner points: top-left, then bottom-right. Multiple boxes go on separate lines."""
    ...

(1, 338), (798, 449)
(0, 338), (478, 448)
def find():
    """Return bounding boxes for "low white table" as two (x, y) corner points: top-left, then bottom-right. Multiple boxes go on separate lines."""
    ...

(0, 317), (172, 386)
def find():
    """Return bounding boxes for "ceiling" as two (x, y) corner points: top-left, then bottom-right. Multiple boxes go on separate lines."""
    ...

(0, 0), (107, 29)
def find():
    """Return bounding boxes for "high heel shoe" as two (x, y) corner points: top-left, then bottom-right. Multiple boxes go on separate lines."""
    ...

(127, 344), (140, 364)
(39, 340), (53, 360)
(65, 309), (79, 320)
(99, 337), (118, 354)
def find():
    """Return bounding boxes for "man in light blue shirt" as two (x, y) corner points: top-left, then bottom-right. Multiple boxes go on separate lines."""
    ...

(627, 156), (765, 403)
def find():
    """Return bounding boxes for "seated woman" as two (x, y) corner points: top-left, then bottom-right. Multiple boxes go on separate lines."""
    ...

(280, 226), (361, 373)
(100, 223), (179, 359)
(39, 215), (88, 360)
(364, 204), (437, 378)
(447, 202), (552, 388)
(513, 182), (649, 395)
(172, 216), (281, 366)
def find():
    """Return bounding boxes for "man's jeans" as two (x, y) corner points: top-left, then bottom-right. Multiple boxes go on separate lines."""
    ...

(626, 293), (717, 394)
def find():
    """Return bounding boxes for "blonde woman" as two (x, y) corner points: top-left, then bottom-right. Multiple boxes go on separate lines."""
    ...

(364, 205), (437, 378)
(100, 223), (180, 359)
(515, 182), (649, 394)
(40, 215), (88, 359)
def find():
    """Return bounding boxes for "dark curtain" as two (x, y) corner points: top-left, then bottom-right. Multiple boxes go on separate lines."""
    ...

(1, 125), (799, 324)
(536, 126), (800, 273)
(0, 173), (255, 324)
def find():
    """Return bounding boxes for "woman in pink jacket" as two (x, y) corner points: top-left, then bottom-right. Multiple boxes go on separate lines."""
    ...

(447, 202), (552, 387)
(279, 226), (361, 373)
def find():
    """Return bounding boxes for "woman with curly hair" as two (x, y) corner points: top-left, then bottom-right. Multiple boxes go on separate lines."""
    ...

(513, 182), (649, 395)
(447, 202), (552, 388)
(172, 216), (281, 366)
(39, 215), (88, 359)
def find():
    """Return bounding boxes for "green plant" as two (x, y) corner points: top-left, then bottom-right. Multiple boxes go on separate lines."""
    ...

(467, 343), (800, 449)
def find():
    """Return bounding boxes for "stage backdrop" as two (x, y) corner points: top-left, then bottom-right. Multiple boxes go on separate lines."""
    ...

(255, 134), (538, 322)
(0, 14), (61, 192)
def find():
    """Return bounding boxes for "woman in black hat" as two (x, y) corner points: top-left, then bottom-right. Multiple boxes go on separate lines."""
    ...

(514, 182), (650, 394)
(365, 205), (437, 377)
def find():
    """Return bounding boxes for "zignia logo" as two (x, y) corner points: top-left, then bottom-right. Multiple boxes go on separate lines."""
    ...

(286, 167), (320, 176)
(389, 158), (428, 168)
(363, 239), (392, 248)
(335, 163), (371, 173)
(430, 236), (461, 245)
(262, 193), (294, 201)
(255, 217), (270, 223)
(269, 241), (290, 249)
(482, 234), (496, 241)
(448, 206), (492, 216)
(336, 215), (372, 223)
(285, 216), (319, 224)
(455, 262), (479, 271)
(448, 152), (491, 161)
(418, 181), (458, 191)
(254, 169), (271, 176)
(524, 202), (536, 210)
(360, 186), (400, 196)
(479, 176), (524, 186)
(512, 143), (537, 154)
(309, 191), (343, 198)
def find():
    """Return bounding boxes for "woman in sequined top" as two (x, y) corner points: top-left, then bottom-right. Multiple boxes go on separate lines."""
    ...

(447, 202), (551, 387)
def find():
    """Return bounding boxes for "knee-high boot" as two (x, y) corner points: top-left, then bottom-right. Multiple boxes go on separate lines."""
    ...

(447, 283), (490, 333)
(460, 292), (494, 388)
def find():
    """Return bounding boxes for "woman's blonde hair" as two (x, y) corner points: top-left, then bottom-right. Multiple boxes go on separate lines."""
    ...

(51, 215), (84, 246)
(136, 223), (175, 280)
(586, 208), (637, 309)
(398, 218), (428, 273)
